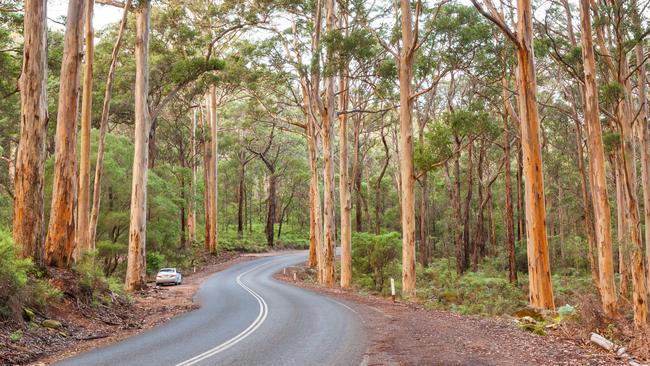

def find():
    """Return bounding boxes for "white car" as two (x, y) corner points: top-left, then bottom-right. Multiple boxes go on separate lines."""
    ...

(156, 268), (182, 286)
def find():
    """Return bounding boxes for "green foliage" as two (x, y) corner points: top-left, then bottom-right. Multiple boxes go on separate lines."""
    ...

(599, 81), (625, 105)
(146, 251), (166, 275)
(74, 252), (110, 300)
(0, 231), (33, 318)
(352, 232), (401, 292)
(421, 258), (526, 316)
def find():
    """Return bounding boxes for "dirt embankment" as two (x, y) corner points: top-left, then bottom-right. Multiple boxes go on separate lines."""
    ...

(1, 252), (254, 366)
(277, 265), (630, 366)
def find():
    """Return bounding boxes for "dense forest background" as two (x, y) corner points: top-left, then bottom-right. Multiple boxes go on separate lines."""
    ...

(2, 0), (650, 352)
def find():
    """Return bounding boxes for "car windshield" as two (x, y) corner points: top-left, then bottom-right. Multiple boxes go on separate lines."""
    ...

(159, 268), (175, 273)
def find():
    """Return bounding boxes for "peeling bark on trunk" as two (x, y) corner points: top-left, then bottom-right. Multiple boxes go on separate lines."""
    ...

(45, 0), (85, 268)
(339, 59), (352, 289)
(579, 0), (616, 317)
(14, 0), (49, 266)
(516, 0), (554, 310)
(77, 0), (94, 256)
(125, 1), (150, 291)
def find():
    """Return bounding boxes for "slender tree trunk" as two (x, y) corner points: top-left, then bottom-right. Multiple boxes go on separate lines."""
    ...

(237, 154), (245, 237)
(452, 140), (464, 274)
(516, 0), (554, 310)
(615, 153), (630, 299)
(398, 0), (417, 299)
(579, 0), (617, 317)
(14, 0), (49, 266)
(266, 173), (277, 247)
(318, 0), (337, 288)
(376, 127), (390, 235)
(77, 0), (94, 256)
(125, 1), (150, 291)
(503, 113), (517, 284)
(45, 0), (85, 268)
(187, 108), (197, 244)
(89, 0), (130, 247)
(201, 106), (212, 252)
(339, 53), (352, 289)
(463, 143), (474, 271)
(208, 86), (218, 253)
(307, 117), (321, 269)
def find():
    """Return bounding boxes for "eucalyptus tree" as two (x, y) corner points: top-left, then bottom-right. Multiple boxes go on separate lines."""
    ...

(13, 0), (47, 265)
(45, 0), (86, 268)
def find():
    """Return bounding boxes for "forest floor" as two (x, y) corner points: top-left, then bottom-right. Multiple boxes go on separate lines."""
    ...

(0, 251), (260, 366)
(276, 264), (633, 366)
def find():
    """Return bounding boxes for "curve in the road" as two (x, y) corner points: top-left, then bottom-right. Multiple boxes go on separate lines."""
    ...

(175, 259), (272, 366)
(55, 252), (367, 366)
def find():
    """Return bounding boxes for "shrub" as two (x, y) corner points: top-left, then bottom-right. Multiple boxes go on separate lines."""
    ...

(73, 252), (110, 300)
(0, 231), (32, 318)
(146, 251), (165, 275)
(422, 257), (526, 316)
(352, 232), (401, 292)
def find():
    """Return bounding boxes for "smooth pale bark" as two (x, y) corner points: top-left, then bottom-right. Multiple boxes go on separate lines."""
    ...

(125, 1), (150, 291)
(339, 64), (352, 289)
(307, 114), (321, 269)
(318, 0), (336, 288)
(200, 105), (212, 252)
(45, 0), (85, 268)
(398, 0), (417, 299)
(633, 17), (650, 296)
(579, 0), (616, 316)
(77, 0), (94, 256)
(502, 107), (517, 284)
(515, 0), (554, 310)
(89, 0), (130, 247)
(615, 155), (630, 299)
(188, 109), (197, 244)
(14, 0), (49, 266)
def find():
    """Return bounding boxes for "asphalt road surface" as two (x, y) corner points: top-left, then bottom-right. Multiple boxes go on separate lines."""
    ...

(55, 252), (367, 366)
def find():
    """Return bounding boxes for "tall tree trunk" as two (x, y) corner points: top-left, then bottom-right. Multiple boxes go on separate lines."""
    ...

(77, 0), (94, 257)
(125, 1), (150, 291)
(615, 153), (629, 299)
(515, 0), (554, 310)
(376, 126), (390, 235)
(14, 0), (49, 266)
(452, 139), (464, 274)
(579, 0), (616, 317)
(45, 0), (85, 268)
(318, 0), (336, 288)
(237, 153), (245, 237)
(207, 87), (218, 253)
(503, 111), (517, 284)
(462, 142), (474, 271)
(201, 105), (212, 252)
(398, 0), (417, 299)
(187, 108), (197, 244)
(89, 0), (130, 248)
(633, 10), (650, 297)
(266, 173), (276, 247)
(339, 49), (352, 289)
(307, 116), (321, 269)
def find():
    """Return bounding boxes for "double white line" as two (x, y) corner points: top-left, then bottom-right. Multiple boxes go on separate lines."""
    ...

(175, 260), (274, 366)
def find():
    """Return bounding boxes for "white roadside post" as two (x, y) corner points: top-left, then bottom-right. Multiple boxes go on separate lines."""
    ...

(390, 277), (396, 301)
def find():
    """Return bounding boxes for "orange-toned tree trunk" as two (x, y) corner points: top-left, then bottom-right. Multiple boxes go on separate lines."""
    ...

(187, 108), (197, 244)
(578, 0), (617, 317)
(208, 86), (218, 253)
(45, 0), (85, 268)
(318, 0), (336, 288)
(339, 69), (352, 289)
(515, 0), (554, 310)
(14, 0), (49, 266)
(77, 0), (94, 256)
(125, 1), (150, 291)
(398, 0), (417, 299)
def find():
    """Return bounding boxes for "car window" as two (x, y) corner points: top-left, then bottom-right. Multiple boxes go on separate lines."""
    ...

(159, 268), (175, 273)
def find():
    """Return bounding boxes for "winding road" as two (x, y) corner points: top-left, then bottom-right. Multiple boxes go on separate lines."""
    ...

(55, 252), (367, 366)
